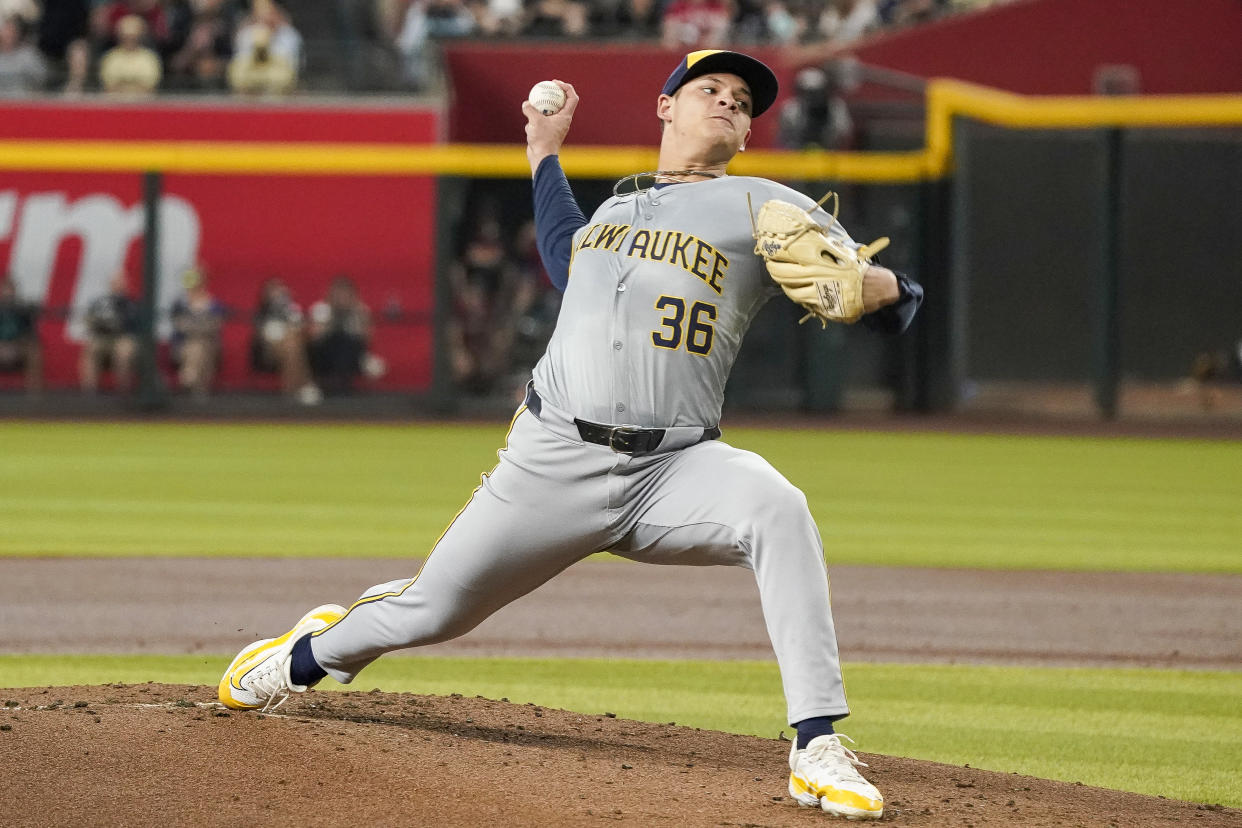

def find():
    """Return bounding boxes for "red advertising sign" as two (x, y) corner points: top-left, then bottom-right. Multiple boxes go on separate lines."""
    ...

(0, 101), (440, 392)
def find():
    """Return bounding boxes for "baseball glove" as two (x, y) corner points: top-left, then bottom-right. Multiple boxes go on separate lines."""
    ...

(751, 193), (889, 326)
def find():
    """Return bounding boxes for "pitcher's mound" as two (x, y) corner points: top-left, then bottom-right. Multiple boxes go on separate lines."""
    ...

(0, 684), (1235, 826)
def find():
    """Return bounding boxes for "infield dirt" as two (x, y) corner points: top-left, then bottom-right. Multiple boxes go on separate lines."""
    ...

(3, 561), (1240, 825)
(2, 682), (1239, 828)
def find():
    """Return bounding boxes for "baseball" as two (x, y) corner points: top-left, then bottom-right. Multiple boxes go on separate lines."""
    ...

(528, 81), (566, 116)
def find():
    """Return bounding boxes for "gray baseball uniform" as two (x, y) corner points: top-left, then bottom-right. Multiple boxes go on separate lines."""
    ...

(309, 174), (856, 726)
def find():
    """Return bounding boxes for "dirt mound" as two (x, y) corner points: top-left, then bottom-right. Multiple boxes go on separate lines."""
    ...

(1, 684), (1236, 827)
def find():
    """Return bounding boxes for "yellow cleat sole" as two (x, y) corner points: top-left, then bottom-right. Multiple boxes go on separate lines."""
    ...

(790, 773), (884, 820)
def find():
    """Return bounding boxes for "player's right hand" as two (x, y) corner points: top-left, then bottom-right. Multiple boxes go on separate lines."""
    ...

(523, 80), (578, 176)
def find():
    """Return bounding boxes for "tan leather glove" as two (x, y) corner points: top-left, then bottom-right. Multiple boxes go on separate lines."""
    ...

(752, 196), (889, 326)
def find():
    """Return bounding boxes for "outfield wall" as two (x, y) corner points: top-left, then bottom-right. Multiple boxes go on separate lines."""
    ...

(2, 72), (1241, 414)
(0, 101), (441, 391)
(954, 124), (1242, 385)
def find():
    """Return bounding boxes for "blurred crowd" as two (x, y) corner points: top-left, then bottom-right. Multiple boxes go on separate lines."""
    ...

(0, 0), (303, 97)
(448, 210), (561, 399)
(0, 234), (557, 399)
(0, 269), (387, 403)
(0, 0), (1017, 97)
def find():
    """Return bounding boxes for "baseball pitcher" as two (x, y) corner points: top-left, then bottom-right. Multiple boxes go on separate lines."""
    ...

(219, 49), (923, 820)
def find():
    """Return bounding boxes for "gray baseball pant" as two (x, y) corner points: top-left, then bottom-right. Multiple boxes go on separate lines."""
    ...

(310, 396), (850, 725)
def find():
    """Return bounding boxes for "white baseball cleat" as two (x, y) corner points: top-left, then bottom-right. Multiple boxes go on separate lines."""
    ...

(788, 733), (884, 819)
(218, 604), (346, 711)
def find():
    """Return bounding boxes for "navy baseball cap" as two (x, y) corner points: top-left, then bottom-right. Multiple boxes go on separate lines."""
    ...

(661, 50), (779, 118)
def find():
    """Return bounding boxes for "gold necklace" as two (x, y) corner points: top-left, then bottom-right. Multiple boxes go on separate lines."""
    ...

(612, 169), (723, 197)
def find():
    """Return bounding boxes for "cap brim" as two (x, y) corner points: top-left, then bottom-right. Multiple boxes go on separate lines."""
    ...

(672, 51), (779, 118)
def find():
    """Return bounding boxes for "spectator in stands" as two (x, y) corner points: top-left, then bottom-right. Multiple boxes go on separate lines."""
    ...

(422, 0), (477, 37)
(169, 265), (224, 400)
(167, 0), (237, 91)
(0, 274), (42, 394)
(661, 0), (730, 50)
(330, 0), (392, 91)
(588, 0), (660, 39)
(447, 271), (491, 395)
(778, 64), (854, 150)
(394, 0), (483, 88)
(504, 218), (560, 395)
(390, 3), (425, 89)
(447, 217), (517, 394)
(0, 15), (48, 95)
(758, 1), (804, 44)
(37, 0), (90, 72)
(817, 0), (879, 43)
(80, 270), (140, 394)
(228, 21), (295, 94)
(0, 0), (37, 26)
(522, 0), (589, 38)
(165, 0), (197, 56)
(392, 2), (428, 89)
(476, 0), (523, 36)
(394, 0), (475, 90)
(307, 275), (381, 395)
(93, 0), (172, 52)
(60, 38), (93, 95)
(250, 277), (321, 405)
(233, 0), (301, 71)
(725, 0), (763, 40)
(98, 14), (162, 95)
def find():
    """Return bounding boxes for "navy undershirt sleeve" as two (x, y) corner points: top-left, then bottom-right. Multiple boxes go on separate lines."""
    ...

(861, 270), (923, 335)
(532, 155), (588, 293)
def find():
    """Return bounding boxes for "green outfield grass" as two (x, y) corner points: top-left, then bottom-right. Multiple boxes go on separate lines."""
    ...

(1, 655), (1239, 808)
(2, 421), (1239, 571)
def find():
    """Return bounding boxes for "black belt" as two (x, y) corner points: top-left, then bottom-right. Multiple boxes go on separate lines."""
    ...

(524, 385), (720, 455)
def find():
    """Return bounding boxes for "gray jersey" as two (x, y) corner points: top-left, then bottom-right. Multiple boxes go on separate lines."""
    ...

(532, 176), (851, 428)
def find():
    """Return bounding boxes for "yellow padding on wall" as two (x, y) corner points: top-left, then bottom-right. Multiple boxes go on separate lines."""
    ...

(924, 79), (1242, 176)
(0, 81), (1239, 182)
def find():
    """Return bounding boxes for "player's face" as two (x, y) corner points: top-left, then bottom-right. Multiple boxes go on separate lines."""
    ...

(659, 73), (754, 160)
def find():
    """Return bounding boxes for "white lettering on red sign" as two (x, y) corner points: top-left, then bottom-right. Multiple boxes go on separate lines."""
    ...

(0, 190), (201, 340)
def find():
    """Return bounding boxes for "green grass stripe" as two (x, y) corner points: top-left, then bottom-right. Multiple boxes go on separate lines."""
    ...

(2, 422), (1240, 571)
(1, 655), (1239, 807)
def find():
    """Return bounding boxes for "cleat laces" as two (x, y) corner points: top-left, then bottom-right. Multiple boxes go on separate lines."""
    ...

(803, 733), (871, 785)
(246, 657), (294, 712)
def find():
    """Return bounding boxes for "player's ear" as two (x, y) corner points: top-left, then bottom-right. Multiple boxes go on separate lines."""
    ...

(656, 94), (673, 124)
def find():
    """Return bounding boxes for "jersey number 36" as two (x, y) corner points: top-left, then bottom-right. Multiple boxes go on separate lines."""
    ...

(652, 295), (717, 357)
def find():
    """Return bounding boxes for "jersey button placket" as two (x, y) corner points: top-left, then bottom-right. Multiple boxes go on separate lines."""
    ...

(610, 272), (630, 427)
(614, 288), (626, 354)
